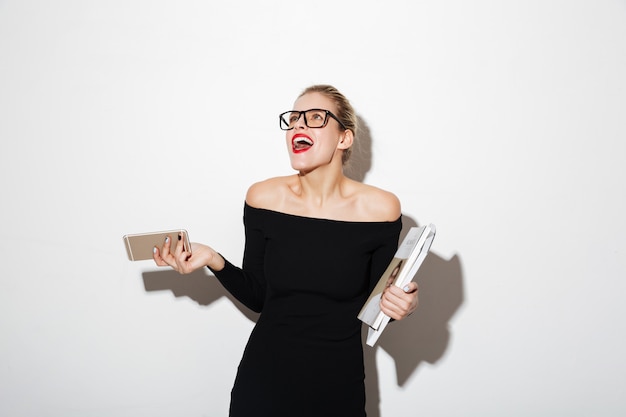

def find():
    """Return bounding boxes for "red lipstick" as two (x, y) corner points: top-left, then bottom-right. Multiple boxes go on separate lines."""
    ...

(292, 133), (314, 153)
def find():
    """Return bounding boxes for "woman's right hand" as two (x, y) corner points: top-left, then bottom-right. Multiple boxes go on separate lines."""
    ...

(152, 234), (224, 274)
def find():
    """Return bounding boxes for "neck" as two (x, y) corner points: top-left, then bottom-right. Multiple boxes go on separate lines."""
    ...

(295, 164), (347, 206)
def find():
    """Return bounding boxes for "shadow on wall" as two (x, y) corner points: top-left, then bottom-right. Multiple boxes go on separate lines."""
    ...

(142, 269), (260, 323)
(344, 115), (373, 182)
(363, 216), (464, 417)
(347, 115), (465, 417)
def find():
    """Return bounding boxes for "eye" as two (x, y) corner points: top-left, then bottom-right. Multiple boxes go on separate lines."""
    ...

(288, 113), (300, 123)
(310, 111), (325, 120)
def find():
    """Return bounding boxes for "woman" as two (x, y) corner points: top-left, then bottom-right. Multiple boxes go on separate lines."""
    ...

(153, 85), (418, 416)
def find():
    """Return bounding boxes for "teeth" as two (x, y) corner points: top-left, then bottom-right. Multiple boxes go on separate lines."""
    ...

(295, 137), (313, 146)
(293, 136), (313, 151)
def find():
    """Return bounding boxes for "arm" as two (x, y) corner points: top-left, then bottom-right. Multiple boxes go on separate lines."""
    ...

(368, 223), (402, 293)
(208, 207), (267, 312)
(152, 204), (267, 313)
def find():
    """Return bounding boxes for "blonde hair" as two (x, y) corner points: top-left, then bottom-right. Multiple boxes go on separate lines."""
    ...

(299, 85), (357, 165)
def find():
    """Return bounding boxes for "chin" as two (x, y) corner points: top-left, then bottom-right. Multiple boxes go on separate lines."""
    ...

(289, 160), (313, 174)
(290, 163), (308, 173)
(289, 155), (307, 170)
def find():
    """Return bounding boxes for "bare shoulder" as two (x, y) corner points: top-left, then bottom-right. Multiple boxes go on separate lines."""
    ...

(245, 175), (295, 210)
(351, 181), (401, 222)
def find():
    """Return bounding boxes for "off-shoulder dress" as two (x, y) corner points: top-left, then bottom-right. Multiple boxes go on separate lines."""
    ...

(211, 203), (401, 417)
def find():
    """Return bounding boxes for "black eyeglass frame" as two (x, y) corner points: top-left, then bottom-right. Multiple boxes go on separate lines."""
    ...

(279, 109), (348, 131)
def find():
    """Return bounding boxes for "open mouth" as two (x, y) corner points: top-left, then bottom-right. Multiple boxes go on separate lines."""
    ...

(292, 135), (313, 153)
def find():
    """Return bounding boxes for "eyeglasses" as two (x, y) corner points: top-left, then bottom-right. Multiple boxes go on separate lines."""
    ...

(279, 109), (347, 131)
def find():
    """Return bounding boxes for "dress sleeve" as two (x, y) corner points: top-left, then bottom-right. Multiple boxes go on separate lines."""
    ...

(368, 217), (402, 292)
(208, 204), (267, 313)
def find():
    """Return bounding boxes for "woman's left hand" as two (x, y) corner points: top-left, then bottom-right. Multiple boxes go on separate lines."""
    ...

(380, 282), (419, 320)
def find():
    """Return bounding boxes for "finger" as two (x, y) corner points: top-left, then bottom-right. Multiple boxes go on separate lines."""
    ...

(401, 282), (420, 314)
(385, 283), (416, 298)
(152, 246), (170, 267)
(386, 282), (418, 296)
(380, 299), (405, 320)
(158, 235), (181, 270)
(170, 234), (191, 271)
(398, 283), (419, 306)
(381, 285), (417, 319)
(174, 250), (193, 273)
(380, 291), (409, 319)
(173, 233), (184, 256)
(401, 282), (419, 294)
(160, 235), (175, 260)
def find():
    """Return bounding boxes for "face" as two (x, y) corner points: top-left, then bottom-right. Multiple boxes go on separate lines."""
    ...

(285, 92), (350, 173)
(387, 264), (401, 286)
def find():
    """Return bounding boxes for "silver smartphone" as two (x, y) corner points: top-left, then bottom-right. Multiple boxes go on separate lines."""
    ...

(123, 229), (191, 261)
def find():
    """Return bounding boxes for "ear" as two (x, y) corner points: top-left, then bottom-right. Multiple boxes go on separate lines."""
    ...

(338, 130), (354, 150)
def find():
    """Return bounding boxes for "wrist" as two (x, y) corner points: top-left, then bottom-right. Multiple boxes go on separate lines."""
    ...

(207, 252), (225, 272)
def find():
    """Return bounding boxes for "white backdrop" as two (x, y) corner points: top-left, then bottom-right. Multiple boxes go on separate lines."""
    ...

(1, 1), (625, 416)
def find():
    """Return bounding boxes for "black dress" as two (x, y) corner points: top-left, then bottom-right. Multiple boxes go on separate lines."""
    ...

(212, 203), (401, 417)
